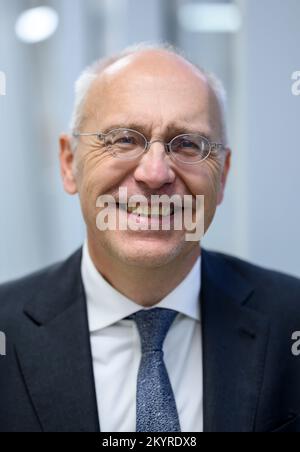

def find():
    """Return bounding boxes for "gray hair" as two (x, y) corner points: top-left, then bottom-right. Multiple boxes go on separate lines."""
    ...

(69, 41), (228, 149)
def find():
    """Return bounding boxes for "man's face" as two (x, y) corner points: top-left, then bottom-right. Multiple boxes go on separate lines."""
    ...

(60, 51), (230, 268)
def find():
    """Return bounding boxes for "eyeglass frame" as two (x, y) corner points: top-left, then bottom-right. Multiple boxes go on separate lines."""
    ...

(72, 127), (226, 165)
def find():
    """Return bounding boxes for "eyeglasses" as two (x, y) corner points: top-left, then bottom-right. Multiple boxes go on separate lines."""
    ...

(73, 128), (225, 165)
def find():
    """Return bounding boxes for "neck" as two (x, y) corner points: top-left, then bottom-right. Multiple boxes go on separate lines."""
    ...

(87, 237), (201, 307)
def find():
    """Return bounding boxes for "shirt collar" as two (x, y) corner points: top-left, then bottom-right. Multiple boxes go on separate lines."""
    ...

(81, 240), (201, 332)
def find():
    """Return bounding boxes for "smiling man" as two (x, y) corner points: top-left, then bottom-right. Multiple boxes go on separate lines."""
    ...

(0, 43), (300, 433)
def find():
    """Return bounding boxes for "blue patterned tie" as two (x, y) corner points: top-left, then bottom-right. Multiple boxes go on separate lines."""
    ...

(128, 308), (181, 432)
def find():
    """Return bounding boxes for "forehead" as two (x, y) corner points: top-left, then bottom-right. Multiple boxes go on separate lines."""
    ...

(83, 52), (214, 130)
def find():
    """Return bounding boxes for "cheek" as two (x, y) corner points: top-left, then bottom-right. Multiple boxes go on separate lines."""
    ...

(203, 161), (223, 202)
(75, 148), (135, 208)
(77, 156), (122, 229)
(180, 158), (224, 230)
(77, 150), (112, 195)
(181, 158), (224, 201)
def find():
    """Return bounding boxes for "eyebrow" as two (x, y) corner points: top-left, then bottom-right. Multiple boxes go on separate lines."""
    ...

(101, 121), (212, 139)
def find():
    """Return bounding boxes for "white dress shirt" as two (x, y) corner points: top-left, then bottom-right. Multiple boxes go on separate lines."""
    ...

(81, 241), (203, 432)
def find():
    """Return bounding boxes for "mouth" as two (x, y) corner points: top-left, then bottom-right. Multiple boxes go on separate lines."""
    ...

(97, 199), (196, 233)
(116, 202), (177, 218)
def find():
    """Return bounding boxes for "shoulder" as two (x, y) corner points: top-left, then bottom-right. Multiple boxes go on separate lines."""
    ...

(0, 248), (82, 321)
(204, 249), (300, 316)
(210, 249), (300, 289)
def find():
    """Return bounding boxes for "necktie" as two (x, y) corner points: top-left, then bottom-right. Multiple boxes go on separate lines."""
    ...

(128, 307), (181, 432)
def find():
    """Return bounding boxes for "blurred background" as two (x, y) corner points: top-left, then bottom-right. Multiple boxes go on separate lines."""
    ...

(0, 0), (299, 283)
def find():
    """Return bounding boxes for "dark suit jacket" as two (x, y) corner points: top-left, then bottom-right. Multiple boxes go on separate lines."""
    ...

(0, 247), (300, 432)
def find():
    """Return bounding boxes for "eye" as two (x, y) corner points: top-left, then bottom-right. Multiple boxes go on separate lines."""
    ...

(107, 130), (141, 148)
(180, 139), (198, 148)
(115, 136), (136, 145)
(171, 136), (201, 153)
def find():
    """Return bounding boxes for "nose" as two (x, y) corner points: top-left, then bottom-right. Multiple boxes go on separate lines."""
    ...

(133, 141), (176, 190)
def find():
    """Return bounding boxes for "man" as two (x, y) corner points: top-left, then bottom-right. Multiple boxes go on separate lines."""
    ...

(0, 43), (299, 433)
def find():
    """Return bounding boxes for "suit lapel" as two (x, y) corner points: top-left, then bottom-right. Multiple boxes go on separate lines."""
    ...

(15, 249), (100, 432)
(201, 250), (270, 432)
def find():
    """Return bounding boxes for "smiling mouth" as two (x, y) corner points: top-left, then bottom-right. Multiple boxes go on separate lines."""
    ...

(116, 203), (177, 218)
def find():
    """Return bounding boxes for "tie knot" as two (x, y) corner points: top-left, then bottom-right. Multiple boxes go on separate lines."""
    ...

(128, 308), (178, 354)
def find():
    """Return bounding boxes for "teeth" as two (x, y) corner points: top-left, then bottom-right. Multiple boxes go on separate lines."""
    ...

(126, 205), (172, 217)
(118, 203), (128, 212)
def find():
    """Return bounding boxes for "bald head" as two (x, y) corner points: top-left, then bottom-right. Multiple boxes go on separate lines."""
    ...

(70, 43), (228, 147)
(102, 48), (205, 81)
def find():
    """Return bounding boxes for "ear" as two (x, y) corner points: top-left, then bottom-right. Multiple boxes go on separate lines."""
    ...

(217, 148), (231, 205)
(59, 134), (78, 195)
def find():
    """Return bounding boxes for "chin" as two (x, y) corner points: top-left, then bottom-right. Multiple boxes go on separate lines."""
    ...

(112, 235), (187, 268)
